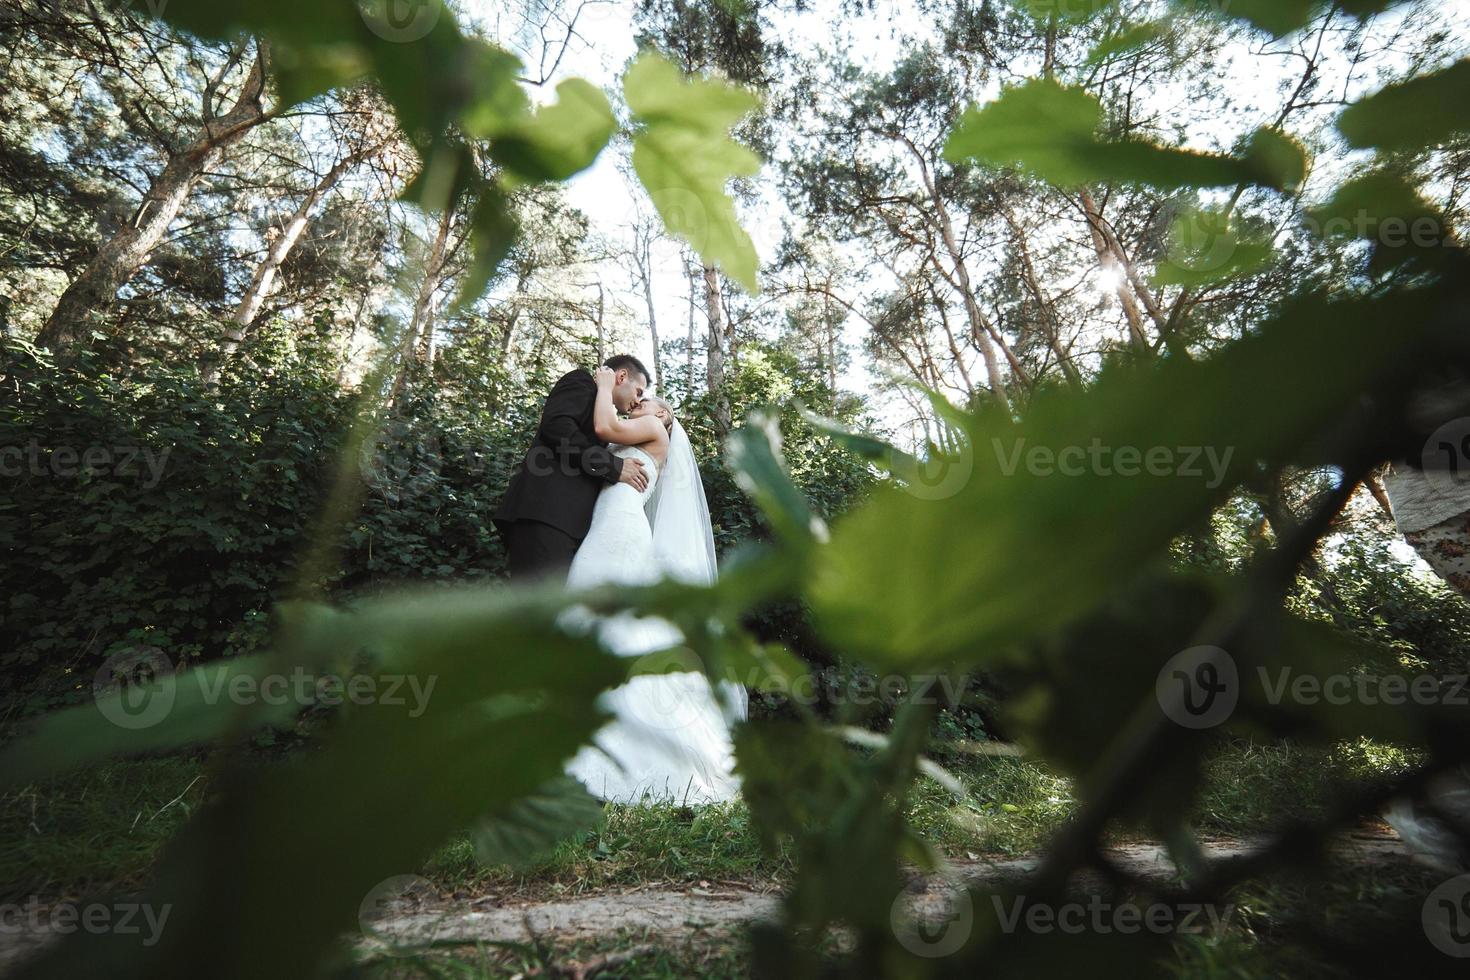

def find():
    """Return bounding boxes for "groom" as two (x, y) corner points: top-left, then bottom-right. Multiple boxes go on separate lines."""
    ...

(494, 355), (651, 581)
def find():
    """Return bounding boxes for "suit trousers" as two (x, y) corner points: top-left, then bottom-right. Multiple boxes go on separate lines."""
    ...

(501, 519), (579, 583)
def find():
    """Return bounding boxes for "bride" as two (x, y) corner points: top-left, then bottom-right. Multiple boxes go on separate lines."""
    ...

(563, 366), (745, 804)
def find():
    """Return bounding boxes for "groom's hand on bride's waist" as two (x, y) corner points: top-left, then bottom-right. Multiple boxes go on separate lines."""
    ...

(618, 458), (648, 492)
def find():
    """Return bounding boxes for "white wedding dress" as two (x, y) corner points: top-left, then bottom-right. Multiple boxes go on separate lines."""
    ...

(564, 439), (744, 804)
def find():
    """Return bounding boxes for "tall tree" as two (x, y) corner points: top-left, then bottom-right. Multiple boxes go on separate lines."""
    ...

(37, 39), (272, 354)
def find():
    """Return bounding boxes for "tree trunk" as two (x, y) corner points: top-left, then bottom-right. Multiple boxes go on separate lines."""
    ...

(639, 236), (661, 389)
(821, 284), (838, 412)
(387, 204), (454, 406)
(702, 264), (731, 436)
(1002, 206), (1083, 387)
(1078, 186), (1151, 355)
(37, 43), (271, 355)
(409, 204), (454, 357)
(201, 145), (372, 384)
(686, 258), (697, 395)
(903, 135), (1012, 411)
(592, 281), (605, 364)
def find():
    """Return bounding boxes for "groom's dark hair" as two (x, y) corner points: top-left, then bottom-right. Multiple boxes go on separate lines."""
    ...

(603, 354), (650, 384)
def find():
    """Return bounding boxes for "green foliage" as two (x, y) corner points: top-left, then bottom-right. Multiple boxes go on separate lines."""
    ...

(0, 345), (534, 715)
(625, 51), (763, 291)
(1045, 0), (1411, 38)
(0, 345), (347, 709)
(485, 79), (619, 185)
(943, 78), (1307, 191)
(1337, 58), (1470, 151)
(9, 2), (1470, 978)
(808, 288), (1446, 671)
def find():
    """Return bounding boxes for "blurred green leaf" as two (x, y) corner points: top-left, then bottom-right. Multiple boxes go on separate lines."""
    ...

(1150, 206), (1273, 287)
(625, 52), (763, 292)
(944, 78), (1307, 192)
(726, 412), (826, 548)
(453, 184), (519, 312)
(809, 289), (1444, 671)
(1338, 58), (1470, 151)
(487, 79), (617, 184)
(1185, 0), (1316, 36)
(17, 583), (625, 978)
(1084, 22), (1164, 65)
(472, 776), (605, 869)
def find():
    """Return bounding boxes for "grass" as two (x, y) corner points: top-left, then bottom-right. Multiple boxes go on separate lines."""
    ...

(0, 755), (209, 899)
(1194, 737), (1420, 836)
(909, 752), (1076, 857)
(0, 735), (1421, 900)
(358, 930), (750, 979)
(1164, 856), (1451, 979)
(0, 735), (1441, 977)
(424, 799), (791, 898)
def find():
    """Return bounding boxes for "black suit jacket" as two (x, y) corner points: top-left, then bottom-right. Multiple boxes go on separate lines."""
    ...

(494, 369), (624, 540)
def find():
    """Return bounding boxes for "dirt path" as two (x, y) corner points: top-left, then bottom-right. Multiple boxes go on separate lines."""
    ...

(0, 829), (1411, 973)
(358, 828), (1411, 951)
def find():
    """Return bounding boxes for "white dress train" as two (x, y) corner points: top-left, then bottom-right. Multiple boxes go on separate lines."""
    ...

(564, 443), (743, 804)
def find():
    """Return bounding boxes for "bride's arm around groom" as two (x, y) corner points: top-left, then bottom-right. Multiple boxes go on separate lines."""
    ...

(492, 358), (652, 581)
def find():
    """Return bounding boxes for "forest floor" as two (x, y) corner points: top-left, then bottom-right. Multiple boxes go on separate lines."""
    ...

(0, 824), (1418, 978)
(354, 827), (1412, 955)
(0, 750), (1442, 978)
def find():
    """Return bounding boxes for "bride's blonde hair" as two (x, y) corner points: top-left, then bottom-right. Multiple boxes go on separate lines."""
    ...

(644, 395), (675, 432)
